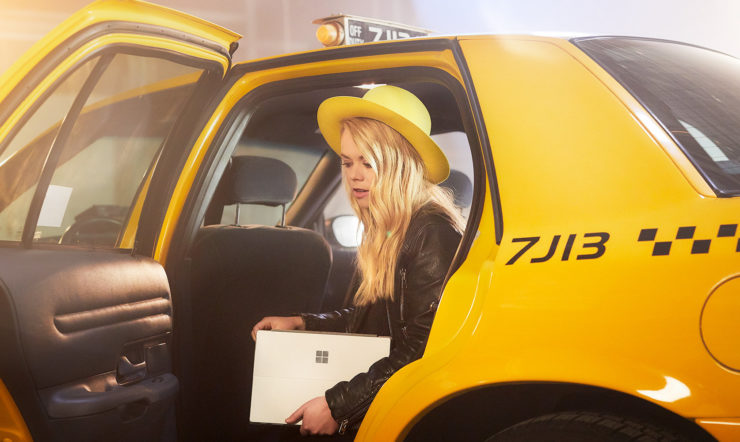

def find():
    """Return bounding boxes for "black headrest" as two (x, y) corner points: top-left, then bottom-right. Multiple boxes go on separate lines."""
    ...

(223, 155), (297, 206)
(440, 169), (473, 208)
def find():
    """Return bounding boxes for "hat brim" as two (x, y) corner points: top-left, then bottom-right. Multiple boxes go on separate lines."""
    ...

(317, 96), (450, 184)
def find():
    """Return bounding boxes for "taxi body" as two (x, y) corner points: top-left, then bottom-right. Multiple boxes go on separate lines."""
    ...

(0, 1), (738, 441)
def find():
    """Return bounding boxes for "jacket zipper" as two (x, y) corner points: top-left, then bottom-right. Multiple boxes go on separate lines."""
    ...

(337, 393), (377, 434)
(400, 267), (408, 338)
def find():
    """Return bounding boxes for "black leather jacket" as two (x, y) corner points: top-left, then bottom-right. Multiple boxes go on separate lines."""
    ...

(301, 205), (461, 433)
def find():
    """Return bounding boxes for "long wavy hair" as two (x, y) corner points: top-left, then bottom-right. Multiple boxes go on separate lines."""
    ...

(343, 118), (465, 306)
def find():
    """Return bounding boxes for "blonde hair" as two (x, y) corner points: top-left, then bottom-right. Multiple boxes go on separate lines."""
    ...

(343, 118), (465, 306)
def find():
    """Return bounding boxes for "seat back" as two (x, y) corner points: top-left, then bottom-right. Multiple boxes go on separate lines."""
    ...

(441, 169), (473, 209)
(188, 155), (331, 440)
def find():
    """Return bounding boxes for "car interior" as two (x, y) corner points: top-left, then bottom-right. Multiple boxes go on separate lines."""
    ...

(0, 52), (480, 441)
(177, 77), (478, 440)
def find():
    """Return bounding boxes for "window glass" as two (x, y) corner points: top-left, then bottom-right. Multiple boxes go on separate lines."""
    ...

(434, 131), (474, 219)
(574, 37), (740, 195)
(0, 57), (99, 241)
(221, 141), (324, 226)
(31, 53), (203, 246)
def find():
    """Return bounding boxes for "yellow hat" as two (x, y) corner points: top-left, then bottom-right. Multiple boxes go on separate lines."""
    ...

(317, 85), (450, 184)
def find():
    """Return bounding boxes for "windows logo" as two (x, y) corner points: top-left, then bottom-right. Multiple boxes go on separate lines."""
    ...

(315, 350), (329, 364)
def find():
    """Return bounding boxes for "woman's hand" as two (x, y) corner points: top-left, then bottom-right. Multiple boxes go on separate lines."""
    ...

(286, 396), (339, 436)
(250, 315), (305, 341)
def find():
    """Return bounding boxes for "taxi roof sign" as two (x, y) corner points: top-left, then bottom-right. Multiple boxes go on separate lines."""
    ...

(313, 14), (431, 47)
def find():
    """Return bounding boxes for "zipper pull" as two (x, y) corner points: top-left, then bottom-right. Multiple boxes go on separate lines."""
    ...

(399, 267), (407, 322)
(338, 419), (349, 434)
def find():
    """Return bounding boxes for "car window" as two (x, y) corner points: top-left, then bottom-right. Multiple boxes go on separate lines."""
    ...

(432, 131), (475, 218)
(36, 54), (203, 247)
(0, 56), (100, 242)
(0, 51), (204, 246)
(574, 37), (740, 196)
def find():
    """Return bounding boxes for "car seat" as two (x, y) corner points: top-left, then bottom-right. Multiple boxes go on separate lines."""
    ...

(188, 155), (332, 440)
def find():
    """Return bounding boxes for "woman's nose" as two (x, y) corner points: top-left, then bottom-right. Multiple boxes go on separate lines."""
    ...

(348, 165), (364, 181)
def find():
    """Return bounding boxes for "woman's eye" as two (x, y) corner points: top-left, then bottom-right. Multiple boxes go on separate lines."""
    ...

(363, 163), (372, 168)
(341, 162), (351, 168)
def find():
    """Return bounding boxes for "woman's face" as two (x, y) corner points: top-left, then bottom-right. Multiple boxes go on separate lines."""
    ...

(340, 129), (377, 209)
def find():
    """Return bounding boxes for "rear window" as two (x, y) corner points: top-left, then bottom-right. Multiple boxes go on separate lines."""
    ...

(574, 37), (740, 196)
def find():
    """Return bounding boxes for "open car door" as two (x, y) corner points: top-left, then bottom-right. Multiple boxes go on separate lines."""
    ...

(156, 30), (491, 439)
(0, 1), (238, 441)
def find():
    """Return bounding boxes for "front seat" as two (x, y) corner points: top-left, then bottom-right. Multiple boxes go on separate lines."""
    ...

(188, 155), (332, 440)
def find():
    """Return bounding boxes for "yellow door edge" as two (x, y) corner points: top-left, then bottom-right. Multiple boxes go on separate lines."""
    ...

(0, 33), (229, 171)
(0, 379), (32, 442)
(0, 0), (240, 106)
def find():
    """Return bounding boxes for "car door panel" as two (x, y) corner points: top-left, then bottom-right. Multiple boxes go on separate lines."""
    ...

(1, 249), (171, 389)
(0, 249), (175, 441)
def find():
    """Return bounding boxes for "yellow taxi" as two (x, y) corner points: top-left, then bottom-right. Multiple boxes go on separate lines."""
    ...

(0, 1), (738, 441)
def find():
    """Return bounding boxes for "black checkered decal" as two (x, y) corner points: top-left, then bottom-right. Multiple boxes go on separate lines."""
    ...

(638, 224), (739, 256)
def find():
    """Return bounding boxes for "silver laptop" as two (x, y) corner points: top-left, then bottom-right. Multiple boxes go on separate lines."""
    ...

(250, 329), (391, 424)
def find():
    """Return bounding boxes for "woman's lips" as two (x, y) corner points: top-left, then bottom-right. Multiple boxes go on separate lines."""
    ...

(353, 188), (369, 199)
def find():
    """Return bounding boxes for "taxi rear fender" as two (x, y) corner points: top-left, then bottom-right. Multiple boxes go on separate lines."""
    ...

(404, 382), (714, 441)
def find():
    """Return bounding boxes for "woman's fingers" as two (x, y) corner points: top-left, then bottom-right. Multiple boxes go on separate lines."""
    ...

(251, 316), (306, 341)
(287, 396), (338, 436)
(285, 401), (307, 425)
(250, 317), (272, 341)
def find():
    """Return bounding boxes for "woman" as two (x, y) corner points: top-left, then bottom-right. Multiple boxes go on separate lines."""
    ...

(251, 85), (464, 436)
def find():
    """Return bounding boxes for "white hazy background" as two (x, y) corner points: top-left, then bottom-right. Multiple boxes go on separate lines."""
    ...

(1, 0), (738, 75)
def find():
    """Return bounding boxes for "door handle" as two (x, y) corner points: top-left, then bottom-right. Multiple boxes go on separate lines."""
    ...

(42, 372), (178, 418)
(118, 355), (147, 384)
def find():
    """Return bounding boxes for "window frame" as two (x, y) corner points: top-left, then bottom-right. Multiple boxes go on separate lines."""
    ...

(170, 63), (487, 279)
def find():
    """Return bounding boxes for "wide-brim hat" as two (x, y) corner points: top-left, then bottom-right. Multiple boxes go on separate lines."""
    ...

(317, 85), (449, 184)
